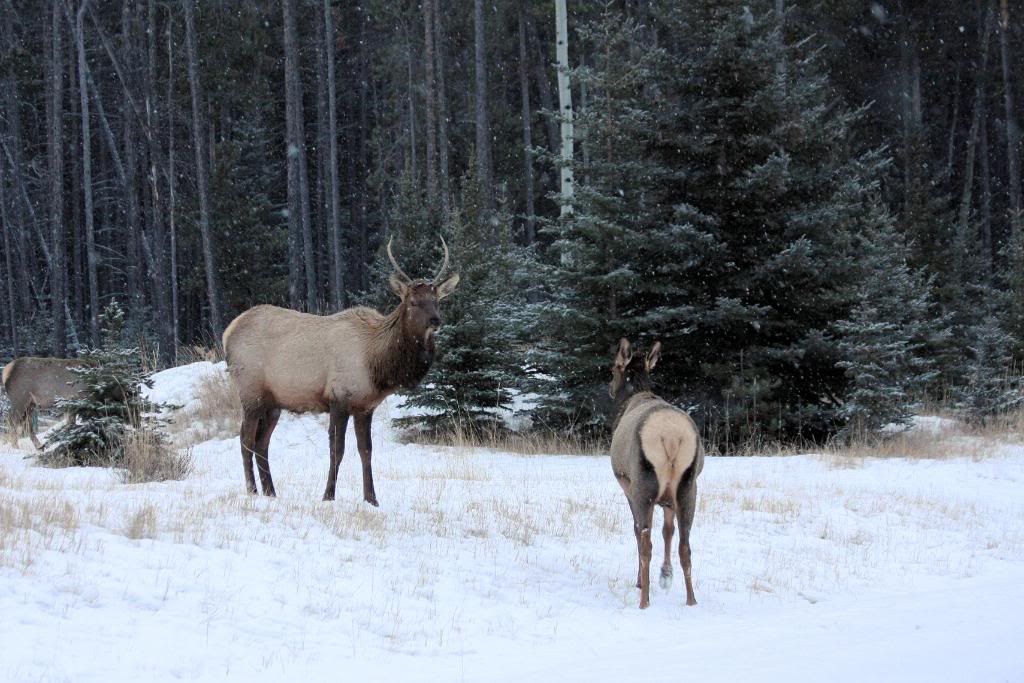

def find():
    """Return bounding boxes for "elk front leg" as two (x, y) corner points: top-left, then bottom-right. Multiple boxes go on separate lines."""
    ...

(353, 412), (378, 507)
(323, 403), (350, 501)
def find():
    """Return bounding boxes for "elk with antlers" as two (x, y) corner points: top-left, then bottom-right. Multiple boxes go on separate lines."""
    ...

(608, 338), (704, 609)
(222, 237), (460, 505)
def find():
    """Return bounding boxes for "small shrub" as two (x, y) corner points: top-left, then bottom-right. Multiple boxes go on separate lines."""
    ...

(119, 429), (194, 484)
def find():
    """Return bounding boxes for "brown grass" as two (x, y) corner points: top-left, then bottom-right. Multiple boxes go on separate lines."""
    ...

(119, 429), (194, 484)
(168, 371), (241, 444)
(399, 419), (604, 456)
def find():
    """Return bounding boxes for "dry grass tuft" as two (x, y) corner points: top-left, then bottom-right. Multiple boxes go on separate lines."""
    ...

(119, 429), (194, 484)
(401, 420), (604, 457)
(124, 504), (158, 539)
(177, 343), (223, 365)
(169, 371), (241, 444)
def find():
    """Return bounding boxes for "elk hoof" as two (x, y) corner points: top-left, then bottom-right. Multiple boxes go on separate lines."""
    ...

(639, 599), (649, 610)
(659, 568), (673, 590)
(364, 495), (379, 507)
(686, 596), (698, 607)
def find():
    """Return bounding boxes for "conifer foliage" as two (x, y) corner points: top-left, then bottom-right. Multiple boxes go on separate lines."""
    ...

(41, 303), (167, 467)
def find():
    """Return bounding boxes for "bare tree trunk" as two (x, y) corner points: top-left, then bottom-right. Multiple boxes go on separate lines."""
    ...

(405, 28), (418, 182)
(528, 18), (560, 157)
(980, 111), (993, 276)
(473, 0), (494, 209)
(423, 0), (438, 205)
(68, 44), (84, 331)
(183, 0), (224, 336)
(957, 5), (993, 258)
(555, 0), (574, 217)
(167, 15), (179, 357)
(0, 160), (17, 353)
(433, 0), (451, 216)
(1000, 0), (1022, 238)
(49, 0), (67, 355)
(1, 8), (32, 319)
(76, 0), (99, 345)
(323, 0), (344, 309)
(518, 1), (536, 245)
(283, 0), (316, 311)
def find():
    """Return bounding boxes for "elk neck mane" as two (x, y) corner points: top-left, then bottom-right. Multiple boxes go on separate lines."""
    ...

(362, 301), (435, 394)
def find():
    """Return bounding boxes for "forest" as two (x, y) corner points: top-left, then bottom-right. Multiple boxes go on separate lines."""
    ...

(1, 0), (1023, 447)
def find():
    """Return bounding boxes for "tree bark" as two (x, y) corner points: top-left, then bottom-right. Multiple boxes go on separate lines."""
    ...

(1000, 0), (1022, 238)
(474, 0), (494, 209)
(956, 5), (993, 267)
(528, 18), (560, 156)
(405, 28), (418, 182)
(183, 0), (224, 335)
(1, 8), (32, 318)
(0, 158), (17, 353)
(76, 0), (100, 346)
(423, 0), (438, 205)
(167, 14), (179, 357)
(49, 0), (67, 355)
(433, 0), (451, 216)
(323, 0), (345, 309)
(555, 0), (574, 216)
(283, 0), (316, 311)
(518, 1), (536, 245)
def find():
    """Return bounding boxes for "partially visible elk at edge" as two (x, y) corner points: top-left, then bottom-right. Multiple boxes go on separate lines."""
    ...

(2, 357), (86, 450)
(608, 338), (704, 609)
(223, 237), (460, 505)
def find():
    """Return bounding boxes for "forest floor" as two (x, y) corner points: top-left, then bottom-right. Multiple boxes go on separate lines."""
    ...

(2, 363), (1023, 682)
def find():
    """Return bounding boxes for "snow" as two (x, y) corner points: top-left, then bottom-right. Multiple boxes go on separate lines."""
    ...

(2, 362), (1023, 681)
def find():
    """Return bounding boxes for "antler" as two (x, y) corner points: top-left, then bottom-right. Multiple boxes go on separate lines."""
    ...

(387, 237), (413, 284)
(433, 235), (450, 284)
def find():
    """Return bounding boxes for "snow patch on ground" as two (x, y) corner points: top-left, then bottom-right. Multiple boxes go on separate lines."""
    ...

(2, 362), (1023, 681)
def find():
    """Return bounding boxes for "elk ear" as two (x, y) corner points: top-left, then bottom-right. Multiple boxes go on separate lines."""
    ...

(646, 341), (662, 372)
(389, 274), (409, 299)
(435, 272), (460, 300)
(614, 338), (633, 370)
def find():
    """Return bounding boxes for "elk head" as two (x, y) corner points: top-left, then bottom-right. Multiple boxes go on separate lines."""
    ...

(387, 236), (461, 353)
(609, 338), (661, 401)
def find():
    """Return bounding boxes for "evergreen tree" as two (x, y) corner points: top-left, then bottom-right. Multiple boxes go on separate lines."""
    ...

(532, 1), (901, 443)
(41, 302), (164, 467)
(834, 204), (947, 435)
(956, 310), (1024, 425)
(396, 165), (528, 434)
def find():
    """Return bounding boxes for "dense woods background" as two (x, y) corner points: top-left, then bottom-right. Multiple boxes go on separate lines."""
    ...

(2, 0), (1023, 447)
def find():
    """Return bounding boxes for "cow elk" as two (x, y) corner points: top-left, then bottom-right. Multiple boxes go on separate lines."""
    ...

(2, 357), (86, 450)
(223, 236), (460, 505)
(608, 338), (704, 609)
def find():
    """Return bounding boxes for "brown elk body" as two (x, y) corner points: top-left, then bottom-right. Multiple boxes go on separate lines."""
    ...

(222, 238), (459, 505)
(608, 338), (704, 609)
(2, 357), (86, 450)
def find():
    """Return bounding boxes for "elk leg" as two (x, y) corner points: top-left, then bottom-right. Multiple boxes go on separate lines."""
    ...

(28, 406), (42, 451)
(239, 409), (261, 495)
(660, 505), (675, 590)
(254, 408), (280, 497)
(323, 403), (350, 501)
(635, 499), (655, 609)
(353, 412), (378, 507)
(677, 472), (698, 606)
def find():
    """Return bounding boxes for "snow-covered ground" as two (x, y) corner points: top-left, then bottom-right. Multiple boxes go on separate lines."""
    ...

(2, 363), (1023, 682)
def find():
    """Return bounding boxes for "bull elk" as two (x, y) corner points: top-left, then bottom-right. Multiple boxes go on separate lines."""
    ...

(223, 237), (460, 505)
(608, 338), (704, 609)
(2, 357), (86, 450)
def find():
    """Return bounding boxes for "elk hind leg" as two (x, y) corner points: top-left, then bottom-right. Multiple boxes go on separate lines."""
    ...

(353, 412), (377, 506)
(239, 409), (261, 495)
(677, 472), (698, 606)
(660, 505), (675, 590)
(634, 497), (656, 609)
(253, 408), (280, 497)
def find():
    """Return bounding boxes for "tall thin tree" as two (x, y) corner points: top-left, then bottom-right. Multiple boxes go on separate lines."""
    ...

(518, 1), (536, 244)
(183, 0), (224, 336)
(74, 0), (99, 346)
(473, 0), (494, 209)
(1000, 0), (1022, 237)
(49, 0), (67, 355)
(555, 0), (574, 216)
(323, 0), (344, 309)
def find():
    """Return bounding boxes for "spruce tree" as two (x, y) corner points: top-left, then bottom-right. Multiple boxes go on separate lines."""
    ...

(41, 302), (163, 466)
(834, 204), (947, 435)
(396, 165), (527, 434)
(956, 310), (1024, 425)
(532, 1), (906, 444)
